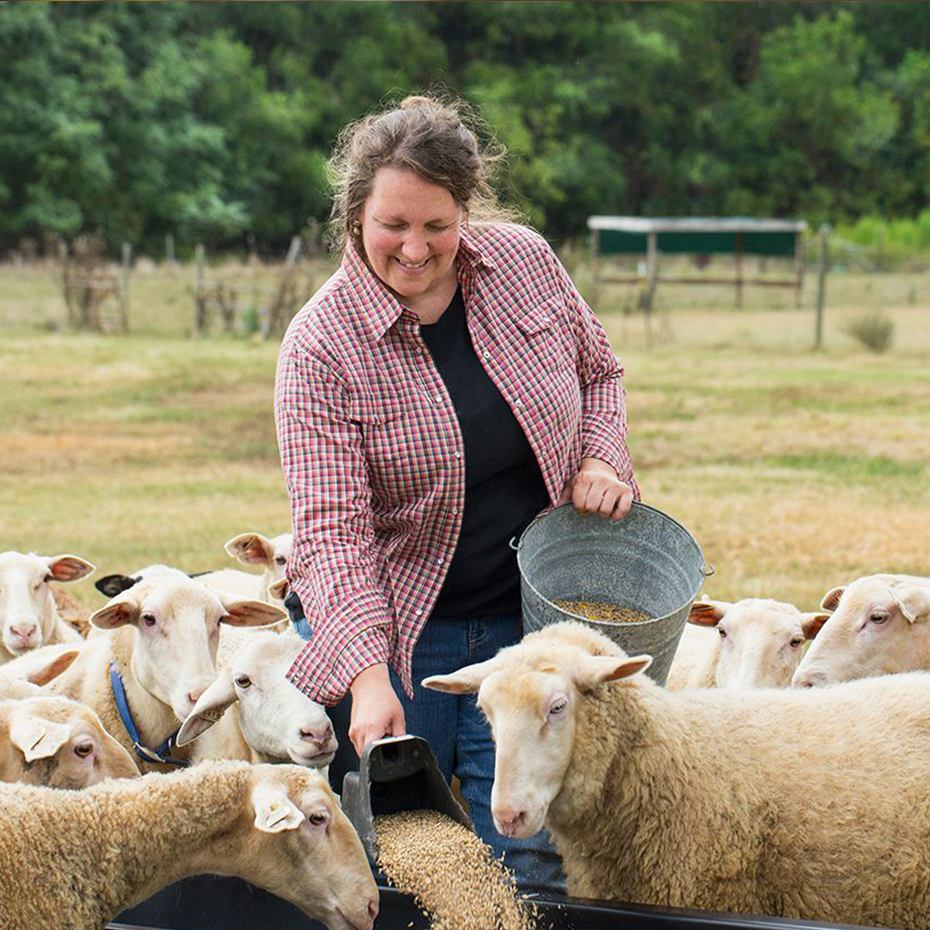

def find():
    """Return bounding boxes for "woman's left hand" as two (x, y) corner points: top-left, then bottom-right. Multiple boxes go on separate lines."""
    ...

(560, 457), (633, 521)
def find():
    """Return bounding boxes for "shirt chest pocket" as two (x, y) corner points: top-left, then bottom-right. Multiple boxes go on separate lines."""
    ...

(349, 392), (407, 467)
(515, 301), (575, 374)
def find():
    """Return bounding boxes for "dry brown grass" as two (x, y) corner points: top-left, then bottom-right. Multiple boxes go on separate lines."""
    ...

(1, 261), (927, 617)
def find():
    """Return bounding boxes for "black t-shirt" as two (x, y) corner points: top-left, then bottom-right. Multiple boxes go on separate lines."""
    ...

(420, 287), (550, 618)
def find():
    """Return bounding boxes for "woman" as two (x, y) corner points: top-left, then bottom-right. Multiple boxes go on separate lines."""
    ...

(274, 95), (638, 892)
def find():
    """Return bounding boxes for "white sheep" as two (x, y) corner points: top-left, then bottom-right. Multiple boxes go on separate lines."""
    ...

(0, 551), (91, 662)
(793, 572), (930, 687)
(176, 629), (336, 768)
(46, 574), (286, 773)
(0, 694), (139, 787)
(0, 761), (378, 930)
(197, 531), (293, 605)
(666, 597), (830, 690)
(424, 620), (930, 929)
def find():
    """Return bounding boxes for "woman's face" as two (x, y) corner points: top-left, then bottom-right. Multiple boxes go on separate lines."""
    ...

(358, 168), (463, 312)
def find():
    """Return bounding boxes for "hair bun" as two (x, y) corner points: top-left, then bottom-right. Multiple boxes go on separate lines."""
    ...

(399, 95), (442, 111)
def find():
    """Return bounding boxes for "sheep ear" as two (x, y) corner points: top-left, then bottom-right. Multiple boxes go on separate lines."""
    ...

(225, 533), (274, 567)
(217, 593), (287, 628)
(891, 587), (930, 624)
(177, 676), (238, 746)
(575, 654), (653, 688)
(422, 658), (498, 694)
(45, 555), (95, 583)
(95, 574), (140, 598)
(9, 714), (72, 762)
(268, 577), (289, 601)
(89, 590), (141, 630)
(15, 647), (82, 686)
(687, 599), (728, 627)
(800, 612), (831, 640)
(252, 783), (305, 833)
(820, 586), (845, 612)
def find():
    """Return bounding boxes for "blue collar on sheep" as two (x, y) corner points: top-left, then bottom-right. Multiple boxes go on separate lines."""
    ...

(109, 661), (190, 768)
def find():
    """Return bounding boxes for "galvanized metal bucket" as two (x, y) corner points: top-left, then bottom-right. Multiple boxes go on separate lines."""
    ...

(515, 502), (708, 686)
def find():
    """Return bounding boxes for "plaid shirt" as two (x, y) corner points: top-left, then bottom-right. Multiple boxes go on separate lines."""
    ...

(275, 223), (637, 705)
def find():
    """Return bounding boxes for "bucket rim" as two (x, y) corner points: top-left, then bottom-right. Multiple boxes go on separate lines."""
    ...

(515, 502), (708, 627)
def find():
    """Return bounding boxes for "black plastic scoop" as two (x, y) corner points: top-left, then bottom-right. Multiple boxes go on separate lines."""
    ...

(341, 734), (474, 860)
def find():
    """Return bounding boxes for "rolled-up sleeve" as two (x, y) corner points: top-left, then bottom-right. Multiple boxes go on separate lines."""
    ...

(549, 248), (640, 499)
(275, 341), (394, 705)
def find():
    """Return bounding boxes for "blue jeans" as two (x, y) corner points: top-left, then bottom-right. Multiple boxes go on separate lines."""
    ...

(288, 602), (564, 895)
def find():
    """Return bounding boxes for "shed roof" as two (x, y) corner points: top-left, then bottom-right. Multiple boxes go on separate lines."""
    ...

(587, 216), (807, 234)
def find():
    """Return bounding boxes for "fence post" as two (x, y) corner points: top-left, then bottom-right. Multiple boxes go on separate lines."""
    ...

(195, 243), (205, 334)
(120, 242), (132, 332)
(814, 224), (831, 350)
(643, 231), (659, 348)
(165, 233), (175, 265)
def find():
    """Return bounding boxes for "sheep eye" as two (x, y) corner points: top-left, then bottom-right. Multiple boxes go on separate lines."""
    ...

(73, 743), (94, 759)
(141, 613), (157, 628)
(549, 699), (567, 716)
(307, 812), (327, 826)
(789, 637), (804, 648)
(870, 612), (888, 624)
(235, 675), (252, 689)
(718, 627), (727, 639)
(275, 556), (287, 565)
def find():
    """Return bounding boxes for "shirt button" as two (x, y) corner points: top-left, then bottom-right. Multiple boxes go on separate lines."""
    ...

(434, 394), (443, 404)
(482, 349), (491, 360)
(437, 557), (444, 564)
(514, 399), (524, 409)
(453, 451), (462, 459)
(451, 508), (459, 515)
(415, 609), (424, 617)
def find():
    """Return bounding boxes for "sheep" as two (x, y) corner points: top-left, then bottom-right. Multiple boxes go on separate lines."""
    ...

(197, 531), (293, 605)
(0, 551), (91, 662)
(666, 597), (830, 690)
(46, 574), (286, 773)
(176, 630), (336, 768)
(0, 761), (379, 930)
(424, 620), (930, 929)
(0, 644), (82, 700)
(0, 695), (139, 787)
(793, 572), (930, 687)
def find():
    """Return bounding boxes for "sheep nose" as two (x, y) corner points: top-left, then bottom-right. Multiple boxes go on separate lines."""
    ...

(188, 687), (206, 705)
(368, 898), (379, 923)
(493, 806), (526, 837)
(793, 671), (829, 689)
(10, 623), (38, 642)
(300, 723), (333, 746)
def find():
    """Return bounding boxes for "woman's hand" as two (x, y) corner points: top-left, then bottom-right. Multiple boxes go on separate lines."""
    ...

(348, 663), (406, 756)
(561, 456), (633, 521)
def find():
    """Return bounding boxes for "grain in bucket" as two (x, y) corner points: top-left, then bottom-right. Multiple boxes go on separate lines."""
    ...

(515, 502), (707, 685)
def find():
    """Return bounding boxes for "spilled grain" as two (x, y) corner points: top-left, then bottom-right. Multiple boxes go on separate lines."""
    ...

(376, 810), (536, 930)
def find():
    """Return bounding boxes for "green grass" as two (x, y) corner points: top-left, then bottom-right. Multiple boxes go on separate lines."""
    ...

(1, 261), (928, 614)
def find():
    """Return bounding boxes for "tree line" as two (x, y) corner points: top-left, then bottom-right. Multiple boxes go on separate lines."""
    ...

(2, 1), (929, 257)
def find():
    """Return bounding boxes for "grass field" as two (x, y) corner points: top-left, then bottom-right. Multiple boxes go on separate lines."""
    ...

(1, 261), (928, 615)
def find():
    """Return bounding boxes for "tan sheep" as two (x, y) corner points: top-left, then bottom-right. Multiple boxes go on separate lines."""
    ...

(425, 620), (930, 928)
(0, 761), (378, 930)
(0, 695), (138, 787)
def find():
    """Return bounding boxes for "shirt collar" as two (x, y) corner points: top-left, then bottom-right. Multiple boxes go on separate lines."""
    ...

(342, 227), (496, 344)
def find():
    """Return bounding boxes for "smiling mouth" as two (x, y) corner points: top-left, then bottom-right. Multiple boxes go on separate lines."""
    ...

(394, 257), (430, 270)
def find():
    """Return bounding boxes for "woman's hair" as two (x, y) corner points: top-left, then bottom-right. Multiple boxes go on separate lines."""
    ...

(326, 93), (518, 254)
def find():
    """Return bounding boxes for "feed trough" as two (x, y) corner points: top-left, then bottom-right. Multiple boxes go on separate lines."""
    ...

(113, 876), (873, 930)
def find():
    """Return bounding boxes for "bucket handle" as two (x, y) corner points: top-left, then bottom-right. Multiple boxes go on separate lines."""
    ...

(701, 563), (715, 578)
(508, 536), (520, 552)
